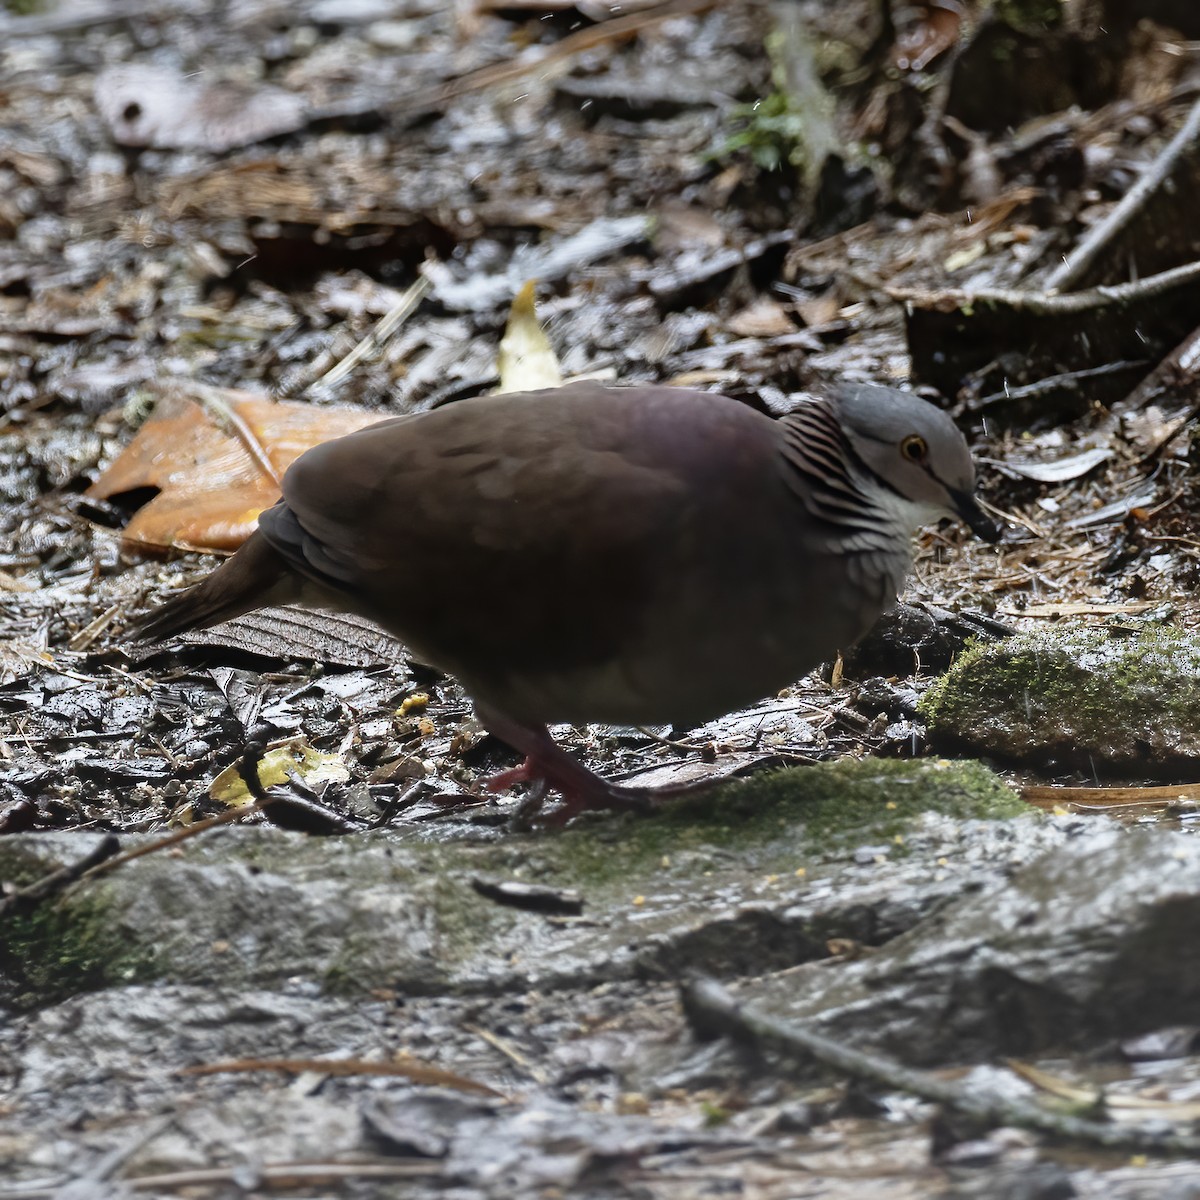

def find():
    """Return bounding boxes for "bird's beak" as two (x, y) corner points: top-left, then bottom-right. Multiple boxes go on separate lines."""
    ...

(950, 489), (1002, 543)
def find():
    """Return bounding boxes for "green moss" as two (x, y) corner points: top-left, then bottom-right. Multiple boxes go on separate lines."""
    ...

(713, 90), (812, 173)
(0, 892), (159, 1011)
(541, 758), (1025, 889)
(720, 757), (1023, 838)
(0, 759), (1025, 1002)
(707, 21), (847, 182)
(701, 1101), (731, 1126)
(919, 626), (1200, 767)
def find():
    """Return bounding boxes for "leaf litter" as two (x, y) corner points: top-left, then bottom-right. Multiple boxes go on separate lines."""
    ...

(6, 2), (1200, 1194)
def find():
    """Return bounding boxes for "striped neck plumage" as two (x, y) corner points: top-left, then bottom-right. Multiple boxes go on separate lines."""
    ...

(778, 398), (915, 550)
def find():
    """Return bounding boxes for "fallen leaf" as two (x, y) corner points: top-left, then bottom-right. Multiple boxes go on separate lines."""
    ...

(94, 64), (308, 152)
(210, 740), (350, 806)
(496, 280), (562, 393)
(89, 386), (383, 551)
(1065, 488), (1158, 530)
(1022, 783), (1200, 809)
(725, 297), (796, 339)
(794, 293), (842, 328)
(985, 447), (1113, 483)
(943, 241), (987, 273)
(1008, 1059), (1200, 1123)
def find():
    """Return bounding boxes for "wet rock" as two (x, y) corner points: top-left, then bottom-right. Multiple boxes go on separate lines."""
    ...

(740, 825), (1200, 1064)
(0, 758), (1031, 1008)
(944, 1162), (1078, 1199)
(363, 1092), (499, 1158)
(920, 626), (1200, 774)
(4, 971), (1198, 1200)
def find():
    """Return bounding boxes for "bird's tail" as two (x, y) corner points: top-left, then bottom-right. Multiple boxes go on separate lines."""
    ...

(129, 532), (294, 642)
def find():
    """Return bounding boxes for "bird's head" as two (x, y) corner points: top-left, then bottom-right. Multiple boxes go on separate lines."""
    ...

(834, 384), (1000, 542)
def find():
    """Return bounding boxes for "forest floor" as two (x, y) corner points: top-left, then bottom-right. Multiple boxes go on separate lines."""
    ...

(4, 2), (1200, 1197)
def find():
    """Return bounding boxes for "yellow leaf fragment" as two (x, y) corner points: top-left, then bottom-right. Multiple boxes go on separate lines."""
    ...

(496, 280), (562, 393)
(209, 740), (350, 806)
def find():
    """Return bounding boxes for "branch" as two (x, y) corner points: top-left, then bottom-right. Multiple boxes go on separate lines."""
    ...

(680, 976), (1200, 1156)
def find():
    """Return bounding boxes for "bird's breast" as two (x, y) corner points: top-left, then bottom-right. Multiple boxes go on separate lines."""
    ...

(462, 546), (904, 729)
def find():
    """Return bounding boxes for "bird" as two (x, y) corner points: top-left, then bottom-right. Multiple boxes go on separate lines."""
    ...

(131, 380), (999, 817)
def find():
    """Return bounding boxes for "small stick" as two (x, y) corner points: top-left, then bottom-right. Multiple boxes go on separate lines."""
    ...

(0, 834), (121, 917)
(1048, 93), (1200, 292)
(74, 730), (279, 887)
(306, 275), (431, 394)
(680, 976), (1200, 1156)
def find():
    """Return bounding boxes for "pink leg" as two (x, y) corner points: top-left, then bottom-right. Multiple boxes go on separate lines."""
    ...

(476, 704), (719, 821)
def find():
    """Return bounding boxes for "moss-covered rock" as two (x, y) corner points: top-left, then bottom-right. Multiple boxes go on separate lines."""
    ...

(2, 891), (160, 1010)
(919, 626), (1200, 773)
(550, 757), (1027, 886)
(0, 838), (163, 1009)
(0, 759), (1029, 1009)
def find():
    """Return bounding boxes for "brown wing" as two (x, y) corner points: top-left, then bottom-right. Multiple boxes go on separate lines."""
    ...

(262, 384), (765, 683)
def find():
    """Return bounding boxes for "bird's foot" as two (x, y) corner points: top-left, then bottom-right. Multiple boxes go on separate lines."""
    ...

(476, 707), (725, 825)
(482, 759), (535, 794)
(483, 752), (652, 825)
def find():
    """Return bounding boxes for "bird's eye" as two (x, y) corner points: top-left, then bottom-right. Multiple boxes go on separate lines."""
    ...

(900, 435), (928, 463)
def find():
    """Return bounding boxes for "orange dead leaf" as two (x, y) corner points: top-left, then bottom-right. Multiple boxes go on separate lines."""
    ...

(89, 386), (384, 552)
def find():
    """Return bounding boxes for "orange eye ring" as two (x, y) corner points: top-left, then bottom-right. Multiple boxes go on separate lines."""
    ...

(900, 435), (928, 463)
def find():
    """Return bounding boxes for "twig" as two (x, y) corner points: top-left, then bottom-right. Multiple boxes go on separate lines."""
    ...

(147, 380), (282, 489)
(1048, 93), (1200, 292)
(679, 976), (1200, 1156)
(465, 1023), (553, 1086)
(895, 258), (1200, 320)
(306, 275), (431, 395)
(191, 382), (283, 488)
(424, 215), (651, 312)
(0, 834), (120, 918)
(75, 730), (278, 887)
(17, 1116), (175, 1200)
(234, 727), (275, 803)
(969, 361), (1148, 412)
(0, 1161), (440, 1199)
(636, 726), (713, 753)
(1120, 323), (1200, 417)
(73, 799), (271, 887)
(67, 602), (122, 652)
(399, 0), (716, 118)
